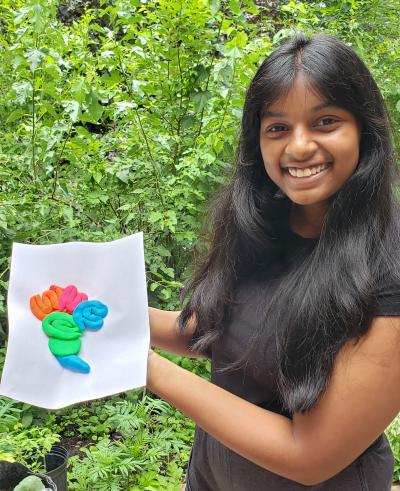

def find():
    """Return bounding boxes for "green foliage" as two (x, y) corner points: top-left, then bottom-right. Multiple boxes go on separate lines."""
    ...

(59, 394), (194, 490)
(0, 397), (23, 433)
(0, 0), (399, 488)
(387, 416), (400, 483)
(0, 423), (59, 471)
(0, 0), (270, 312)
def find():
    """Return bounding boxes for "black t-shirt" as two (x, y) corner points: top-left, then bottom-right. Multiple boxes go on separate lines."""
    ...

(186, 230), (399, 491)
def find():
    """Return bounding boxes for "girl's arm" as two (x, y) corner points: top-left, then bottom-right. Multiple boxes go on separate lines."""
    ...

(146, 315), (400, 486)
(148, 307), (207, 359)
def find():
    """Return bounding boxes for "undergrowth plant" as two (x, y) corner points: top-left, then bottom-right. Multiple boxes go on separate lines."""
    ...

(62, 395), (194, 490)
(0, 424), (60, 472)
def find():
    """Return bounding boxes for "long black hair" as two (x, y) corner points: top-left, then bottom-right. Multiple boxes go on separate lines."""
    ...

(178, 31), (400, 415)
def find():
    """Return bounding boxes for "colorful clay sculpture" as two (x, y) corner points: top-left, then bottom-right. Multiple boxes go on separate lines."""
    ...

(29, 284), (108, 374)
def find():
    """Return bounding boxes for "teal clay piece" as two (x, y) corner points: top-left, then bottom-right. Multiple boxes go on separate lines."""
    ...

(42, 312), (82, 356)
(56, 354), (90, 373)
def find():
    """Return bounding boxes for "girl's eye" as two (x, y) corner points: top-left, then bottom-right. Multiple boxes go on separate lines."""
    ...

(266, 117), (338, 133)
(268, 125), (286, 133)
(317, 117), (338, 126)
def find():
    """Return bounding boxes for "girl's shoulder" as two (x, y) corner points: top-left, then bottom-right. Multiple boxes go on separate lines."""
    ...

(374, 215), (400, 316)
(374, 273), (400, 316)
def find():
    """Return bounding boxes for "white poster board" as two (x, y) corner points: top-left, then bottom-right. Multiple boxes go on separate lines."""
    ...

(0, 233), (149, 409)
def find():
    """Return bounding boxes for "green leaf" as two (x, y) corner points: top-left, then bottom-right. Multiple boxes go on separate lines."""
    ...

(22, 412), (33, 428)
(214, 63), (233, 84)
(114, 101), (135, 117)
(30, 3), (47, 33)
(40, 101), (58, 119)
(181, 115), (196, 130)
(210, 0), (221, 16)
(72, 80), (89, 104)
(85, 91), (104, 123)
(0, 212), (7, 230)
(131, 46), (145, 58)
(225, 46), (242, 59)
(235, 31), (248, 49)
(12, 81), (32, 104)
(6, 108), (24, 123)
(116, 169), (129, 183)
(229, 0), (242, 14)
(148, 211), (163, 224)
(63, 100), (80, 122)
(124, 212), (136, 225)
(160, 288), (172, 300)
(162, 267), (174, 278)
(191, 90), (212, 112)
(25, 48), (44, 71)
(131, 80), (147, 97)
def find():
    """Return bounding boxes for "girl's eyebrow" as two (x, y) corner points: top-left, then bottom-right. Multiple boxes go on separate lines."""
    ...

(260, 101), (336, 118)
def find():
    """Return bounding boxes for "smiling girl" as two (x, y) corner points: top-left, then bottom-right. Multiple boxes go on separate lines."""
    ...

(147, 32), (400, 490)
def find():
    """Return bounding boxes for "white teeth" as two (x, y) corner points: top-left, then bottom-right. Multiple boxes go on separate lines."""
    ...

(287, 163), (328, 178)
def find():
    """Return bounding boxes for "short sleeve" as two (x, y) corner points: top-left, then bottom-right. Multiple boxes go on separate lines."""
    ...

(374, 274), (400, 316)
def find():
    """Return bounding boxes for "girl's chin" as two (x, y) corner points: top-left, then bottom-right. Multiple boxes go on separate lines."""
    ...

(286, 193), (330, 210)
(287, 194), (326, 205)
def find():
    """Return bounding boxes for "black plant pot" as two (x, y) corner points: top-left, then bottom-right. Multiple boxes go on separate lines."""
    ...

(44, 445), (68, 491)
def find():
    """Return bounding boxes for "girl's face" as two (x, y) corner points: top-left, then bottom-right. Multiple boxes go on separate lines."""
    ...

(259, 75), (361, 212)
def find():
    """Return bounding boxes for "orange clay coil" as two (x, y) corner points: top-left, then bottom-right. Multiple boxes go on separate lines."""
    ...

(30, 289), (60, 321)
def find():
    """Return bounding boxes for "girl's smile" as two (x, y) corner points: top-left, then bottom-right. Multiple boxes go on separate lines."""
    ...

(259, 74), (362, 231)
(282, 162), (331, 188)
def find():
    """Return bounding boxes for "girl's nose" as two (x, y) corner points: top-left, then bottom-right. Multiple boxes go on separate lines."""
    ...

(285, 128), (319, 160)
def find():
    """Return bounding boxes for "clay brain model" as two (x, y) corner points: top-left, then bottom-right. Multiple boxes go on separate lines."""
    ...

(30, 285), (108, 373)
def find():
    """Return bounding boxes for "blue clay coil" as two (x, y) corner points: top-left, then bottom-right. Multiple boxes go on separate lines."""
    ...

(73, 300), (108, 331)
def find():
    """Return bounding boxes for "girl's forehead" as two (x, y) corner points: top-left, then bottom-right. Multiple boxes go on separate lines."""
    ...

(262, 100), (336, 119)
(266, 79), (328, 112)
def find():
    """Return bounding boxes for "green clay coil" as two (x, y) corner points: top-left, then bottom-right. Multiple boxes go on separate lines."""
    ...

(42, 312), (81, 340)
(49, 337), (82, 356)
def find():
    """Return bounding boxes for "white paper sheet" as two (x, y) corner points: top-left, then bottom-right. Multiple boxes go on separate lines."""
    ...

(0, 233), (150, 409)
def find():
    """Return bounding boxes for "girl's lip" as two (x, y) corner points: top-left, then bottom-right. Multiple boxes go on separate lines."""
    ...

(284, 163), (331, 188)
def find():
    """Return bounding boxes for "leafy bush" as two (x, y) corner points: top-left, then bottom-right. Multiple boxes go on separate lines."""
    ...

(0, 0), (270, 317)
